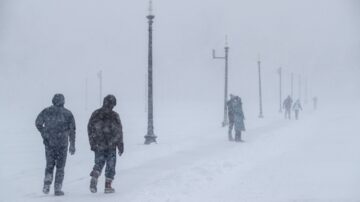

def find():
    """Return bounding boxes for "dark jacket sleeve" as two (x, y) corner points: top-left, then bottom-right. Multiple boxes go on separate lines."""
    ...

(87, 111), (97, 150)
(68, 112), (76, 145)
(114, 113), (123, 145)
(35, 110), (46, 138)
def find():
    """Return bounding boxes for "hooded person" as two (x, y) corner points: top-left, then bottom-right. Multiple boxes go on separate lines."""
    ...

(88, 94), (124, 194)
(233, 96), (246, 142)
(293, 99), (303, 120)
(227, 94), (236, 141)
(283, 95), (293, 119)
(35, 94), (76, 196)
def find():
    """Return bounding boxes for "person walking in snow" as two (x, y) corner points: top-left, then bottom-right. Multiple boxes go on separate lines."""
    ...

(283, 95), (293, 120)
(227, 94), (236, 141)
(35, 94), (76, 196)
(88, 95), (124, 194)
(233, 96), (246, 142)
(293, 99), (303, 120)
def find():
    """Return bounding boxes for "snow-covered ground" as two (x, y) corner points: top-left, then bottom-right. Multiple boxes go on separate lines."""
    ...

(1, 105), (359, 202)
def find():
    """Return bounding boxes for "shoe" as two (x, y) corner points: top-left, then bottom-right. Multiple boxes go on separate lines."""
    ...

(90, 177), (98, 193)
(54, 190), (64, 196)
(43, 184), (50, 194)
(54, 184), (64, 196)
(104, 178), (115, 194)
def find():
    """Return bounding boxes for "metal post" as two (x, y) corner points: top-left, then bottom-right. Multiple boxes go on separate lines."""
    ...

(85, 78), (88, 111)
(258, 56), (263, 118)
(298, 74), (301, 101)
(144, 0), (157, 144)
(278, 67), (282, 112)
(291, 72), (294, 99)
(213, 37), (230, 127)
(97, 70), (103, 106)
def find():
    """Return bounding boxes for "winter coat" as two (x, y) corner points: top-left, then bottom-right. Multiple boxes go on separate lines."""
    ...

(35, 94), (76, 148)
(233, 97), (245, 131)
(283, 97), (293, 110)
(88, 96), (123, 151)
(293, 101), (303, 111)
(227, 99), (235, 123)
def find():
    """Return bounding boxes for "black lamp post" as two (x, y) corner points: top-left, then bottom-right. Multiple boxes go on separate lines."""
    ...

(144, 0), (157, 144)
(213, 38), (230, 127)
(257, 55), (263, 118)
(278, 67), (282, 113)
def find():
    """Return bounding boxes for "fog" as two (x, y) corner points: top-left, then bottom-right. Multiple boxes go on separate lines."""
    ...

(0, 0), (359, 134)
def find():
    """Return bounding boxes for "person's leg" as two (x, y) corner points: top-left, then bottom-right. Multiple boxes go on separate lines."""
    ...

(54, 147), (68, 195)
(104, 150), (117, 193)
(228, 121), (234, 141)
(43, 147), (55, 194)
(90, 151), (106, 193)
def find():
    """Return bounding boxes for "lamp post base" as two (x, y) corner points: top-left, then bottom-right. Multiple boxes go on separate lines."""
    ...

(144, 134), (157, 145)
(258, 114), (264, 118)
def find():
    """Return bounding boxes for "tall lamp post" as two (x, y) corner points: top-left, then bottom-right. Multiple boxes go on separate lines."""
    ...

(213, 37), (230, 127)
(291, 72), (294, 99)
(257, 55), (263, 118)
(277, 67), (282, 112)
(144, 0), (157, 144)
(97, 70), (103, 106)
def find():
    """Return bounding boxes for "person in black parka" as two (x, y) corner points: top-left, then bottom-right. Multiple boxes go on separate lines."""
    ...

(88, 95), (124, 194)
(35, 94), (76, 196)
(227, 94), (236, 141)
(233, 96), (246, 142)
(283, 95), (293, 120)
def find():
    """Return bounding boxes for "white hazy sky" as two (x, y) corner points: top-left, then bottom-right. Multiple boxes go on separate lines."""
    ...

(0, 0), (359, 133)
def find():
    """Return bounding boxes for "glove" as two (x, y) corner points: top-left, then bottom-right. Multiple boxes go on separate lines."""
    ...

(117, 143), (124, 156)
(69, 143), (76, 155)
(91, 144), (97, 152)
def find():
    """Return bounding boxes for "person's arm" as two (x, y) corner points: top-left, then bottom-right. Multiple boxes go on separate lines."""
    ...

(88, 112), (97, 151)
(68, 112), (76, 155)
(115, 113), (124, 156)
(35, 110), (46, 138)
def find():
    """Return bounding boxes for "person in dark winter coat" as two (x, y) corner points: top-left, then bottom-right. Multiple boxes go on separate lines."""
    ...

(88, 95), (124, 194)
(283, 95), (293, 119)
(233, 96), (245, 142)
(35, 94), (76, 196)
(227, 94), (236, 141)
(293, 99), (303, 120)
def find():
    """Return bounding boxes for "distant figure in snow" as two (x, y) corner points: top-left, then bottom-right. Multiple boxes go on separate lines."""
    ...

(293, 99), (303, 120)
(227, 94), (236, 141)
(88, 95), (124, 194)
(313, 96), (318, 110)
(233, 96), (246, 142)
(35, 94), (76, 196)
(283, 95), (293, 120)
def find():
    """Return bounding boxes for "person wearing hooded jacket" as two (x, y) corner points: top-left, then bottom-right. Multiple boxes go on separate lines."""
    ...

(227, 94), (236, 141)
(293, 99), (303, 120)
(35, 94), (76, 196)
(88, 95), (124, 194)
(233, 96), (246, 142)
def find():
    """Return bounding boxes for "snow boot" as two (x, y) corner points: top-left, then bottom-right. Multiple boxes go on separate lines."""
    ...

(90, 170), (100, 193)
(90, 177), (98, 193)
(104, 178), (115, 194)
(43, 184), (50, 194)
(54, 184), (64, 196)
(235, 132), (242, 142)
(228, 134), (234, 141)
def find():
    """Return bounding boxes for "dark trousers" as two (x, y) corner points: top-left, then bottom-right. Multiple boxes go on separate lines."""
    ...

(44, 146), (67, 188)
(295, 110), (299, 120)
(228, 121), (234, 139)
(91, 149), (116, 180)
(284, 109), (291, 119)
